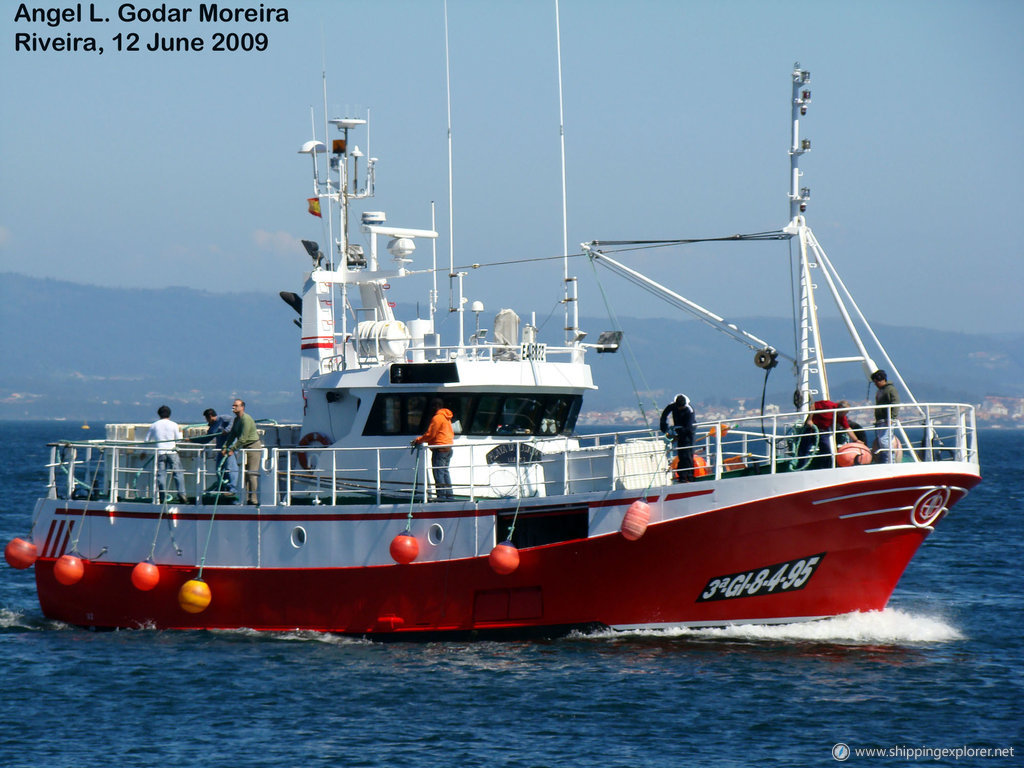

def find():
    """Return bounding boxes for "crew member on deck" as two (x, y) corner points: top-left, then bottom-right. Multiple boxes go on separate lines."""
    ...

(799, 399), (855, 466)
(145, 405), (187, 503)
(197, 407), (239, 495)
(412, 399), (455, 501)
(871, 370), (900, 464)
(660, 393), (696, 482)
(223, 399), (263, 504)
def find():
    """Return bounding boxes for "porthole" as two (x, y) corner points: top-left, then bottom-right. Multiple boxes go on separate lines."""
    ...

(290, 526), (307, 548)
(427, 523), (445, 546)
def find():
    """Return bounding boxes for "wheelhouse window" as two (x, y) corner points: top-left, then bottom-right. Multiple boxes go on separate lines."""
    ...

(363, 393), (582, 437)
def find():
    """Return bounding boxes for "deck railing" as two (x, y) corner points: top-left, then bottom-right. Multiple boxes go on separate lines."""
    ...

(317, 338), (583, 374)
(45, 403), (977, 506)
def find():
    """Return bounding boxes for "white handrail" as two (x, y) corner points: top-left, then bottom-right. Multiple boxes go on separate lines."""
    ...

(46, 403), (978, 506)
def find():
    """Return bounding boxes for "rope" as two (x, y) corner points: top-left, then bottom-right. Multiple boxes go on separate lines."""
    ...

(144, 504), (167, 562)
(758, 363), (775, 441)
(502, 445), (532, 542)
(406, 446), (422, 531)
(65, 444), (106, 557)
(788, 423), (819, 472)
(195, 448), (233, 579)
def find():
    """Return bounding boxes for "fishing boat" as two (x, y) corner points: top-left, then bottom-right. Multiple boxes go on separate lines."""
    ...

(5, 65), (980, 637)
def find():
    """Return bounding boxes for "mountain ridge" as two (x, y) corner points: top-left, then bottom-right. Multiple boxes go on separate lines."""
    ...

(2, 272), (1020, 422)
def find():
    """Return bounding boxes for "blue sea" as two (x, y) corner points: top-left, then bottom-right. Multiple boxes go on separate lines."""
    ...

(1, 421), (1021, 767)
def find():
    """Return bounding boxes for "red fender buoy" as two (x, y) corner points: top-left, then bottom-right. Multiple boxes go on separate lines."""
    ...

(620, 500), (651, 541)
(5, 537), (38, 570)
(489, 540), (520, 575)
(837, 441), (872, 467)
(389, 532), (419, 565)
(131, 561), (160, 591)
(54, 554), (85, 585)
(178, 579), (212, 614)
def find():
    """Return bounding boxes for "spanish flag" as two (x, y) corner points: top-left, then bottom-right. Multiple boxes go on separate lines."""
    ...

(307, 197), (322, 218)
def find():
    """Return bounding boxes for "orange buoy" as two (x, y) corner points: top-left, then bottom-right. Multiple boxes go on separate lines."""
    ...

(837, 441), (872, 467)
(723, 455), (747, 472)
(693, 454), (709, 478)
(54, 554), (85, 585)
(620, 500), (651, 541)
(131, 560), (160, 591)
(489, 540), (520, 575)
(5, 537), (38, 570)
(389, 532), (419, 565)
(178, 579), (212, 614)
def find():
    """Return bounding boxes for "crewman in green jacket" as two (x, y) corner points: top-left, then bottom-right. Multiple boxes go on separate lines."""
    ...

(223, 399), (263, 504)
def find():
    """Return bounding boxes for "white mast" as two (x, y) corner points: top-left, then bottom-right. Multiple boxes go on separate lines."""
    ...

(443, 0), (466, 349)
(789, 63), (822, 410)
(788, 64), (890, 410)
(554, 0), (577, 347)
(788, 63), (811, 224)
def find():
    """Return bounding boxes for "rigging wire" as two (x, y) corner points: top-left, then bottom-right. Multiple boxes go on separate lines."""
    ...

(589, 230), (790, 247)
(398, 229), (791, 278)
(585, 256), (657, 428)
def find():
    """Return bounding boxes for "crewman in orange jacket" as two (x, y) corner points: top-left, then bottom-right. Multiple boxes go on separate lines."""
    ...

(412, 399), (454, 501)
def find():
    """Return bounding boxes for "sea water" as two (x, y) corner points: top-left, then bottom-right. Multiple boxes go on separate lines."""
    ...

(1, 422), (1021, 767)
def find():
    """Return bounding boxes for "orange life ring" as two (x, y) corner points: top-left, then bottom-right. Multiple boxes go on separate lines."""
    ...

(296, 432), (331, 469)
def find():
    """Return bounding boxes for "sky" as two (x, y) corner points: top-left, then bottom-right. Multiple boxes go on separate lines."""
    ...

(1, 0), (1022, 342)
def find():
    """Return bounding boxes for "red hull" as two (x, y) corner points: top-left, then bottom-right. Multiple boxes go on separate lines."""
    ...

(33, 470), (980, 637)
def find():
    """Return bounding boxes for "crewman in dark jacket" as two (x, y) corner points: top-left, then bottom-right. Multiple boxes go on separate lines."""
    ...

(660, 393), (696, 482)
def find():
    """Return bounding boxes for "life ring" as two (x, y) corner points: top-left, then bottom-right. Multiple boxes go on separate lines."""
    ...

(296, 432), (331, 470)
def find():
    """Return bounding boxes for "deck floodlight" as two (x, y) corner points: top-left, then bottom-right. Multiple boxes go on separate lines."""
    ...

(596, 330), (622, 353)
(801, 138), (811, 150)
(301, 239), (324, 267)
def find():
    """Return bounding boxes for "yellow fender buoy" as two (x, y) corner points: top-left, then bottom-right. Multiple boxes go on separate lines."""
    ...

(178, 578), (212, 614)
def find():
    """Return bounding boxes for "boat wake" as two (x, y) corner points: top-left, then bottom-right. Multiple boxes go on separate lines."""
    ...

(0, 607), (74, 632)
(588, 608), (963, 646)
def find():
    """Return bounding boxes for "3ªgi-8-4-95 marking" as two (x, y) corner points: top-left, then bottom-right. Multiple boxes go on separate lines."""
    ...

(113, 30), (269, 51)
(697, 553), (826, 602)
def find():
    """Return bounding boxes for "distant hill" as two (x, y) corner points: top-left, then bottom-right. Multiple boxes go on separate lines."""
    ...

(1, 272), (1021, 422)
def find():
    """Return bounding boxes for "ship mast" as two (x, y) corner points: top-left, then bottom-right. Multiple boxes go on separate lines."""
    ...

(554, 0), (578, 348)
(788, 63), (887, 411)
